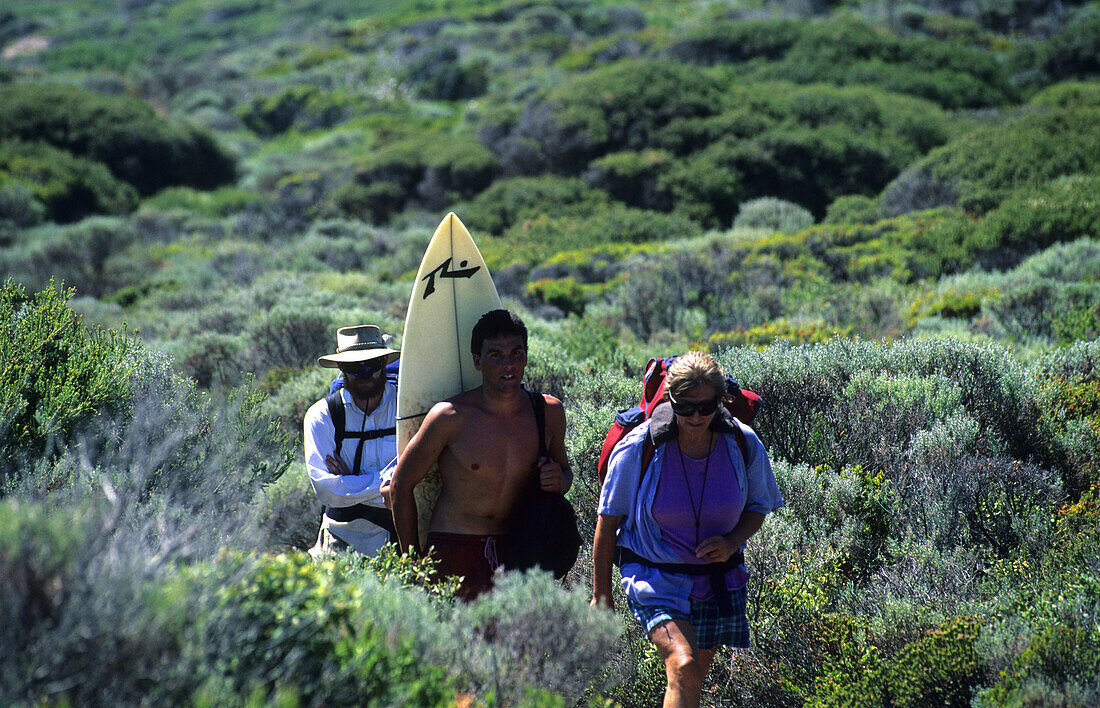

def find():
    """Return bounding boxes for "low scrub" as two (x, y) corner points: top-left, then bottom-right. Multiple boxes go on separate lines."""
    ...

(0, 83), (236, 197)
(335, 133), (499, 223)
(0, 139), (138, 223)
(882, 107), (1100, 216)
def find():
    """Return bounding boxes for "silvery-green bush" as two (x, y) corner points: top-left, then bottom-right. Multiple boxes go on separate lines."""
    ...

(733, 197), (815, 233)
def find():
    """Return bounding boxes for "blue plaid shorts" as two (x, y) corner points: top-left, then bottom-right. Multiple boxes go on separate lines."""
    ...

(627, 586), (750, 650)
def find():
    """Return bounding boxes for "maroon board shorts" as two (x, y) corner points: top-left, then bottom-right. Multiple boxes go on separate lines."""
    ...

(427, 531), (509, 601)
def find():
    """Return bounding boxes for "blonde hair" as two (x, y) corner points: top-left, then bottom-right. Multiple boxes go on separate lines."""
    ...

(665, 351), (725, 401)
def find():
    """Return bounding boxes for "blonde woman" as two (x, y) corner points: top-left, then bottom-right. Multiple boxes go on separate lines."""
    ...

(592, 352), (783, 708)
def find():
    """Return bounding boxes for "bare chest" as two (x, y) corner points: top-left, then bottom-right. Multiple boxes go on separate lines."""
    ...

(446, 411), (540, 482)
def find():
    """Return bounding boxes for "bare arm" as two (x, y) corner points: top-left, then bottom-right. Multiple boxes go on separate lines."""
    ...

(591, 514), (624, 609)
(390, 403), (457, 556)
(696, 510), (767, 563)
(539, 395), (573, 493)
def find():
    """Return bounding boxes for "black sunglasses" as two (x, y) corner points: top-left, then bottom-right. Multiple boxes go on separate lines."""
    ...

(343, 361), (384, 379)
(668, 394), (720, 417)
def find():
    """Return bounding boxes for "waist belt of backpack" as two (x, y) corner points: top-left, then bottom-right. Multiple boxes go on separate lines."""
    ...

(615, 546), (745, 614)
(324, 504), (397, 542)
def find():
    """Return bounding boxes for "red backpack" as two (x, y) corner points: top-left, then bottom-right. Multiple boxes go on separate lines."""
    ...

(596, 356), (762, 484)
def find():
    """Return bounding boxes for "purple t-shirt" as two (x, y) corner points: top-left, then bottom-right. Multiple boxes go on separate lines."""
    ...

(652, 438), (747, 599)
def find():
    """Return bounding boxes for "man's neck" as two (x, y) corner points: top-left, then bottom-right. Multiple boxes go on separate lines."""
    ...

(478, 384), (527, 414)
(350, 390), (384, 416)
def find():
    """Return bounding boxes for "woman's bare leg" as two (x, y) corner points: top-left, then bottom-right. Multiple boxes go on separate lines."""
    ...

(649, 619), (716, 708)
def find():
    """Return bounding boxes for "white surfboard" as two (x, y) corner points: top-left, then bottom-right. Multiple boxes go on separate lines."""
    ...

(397, 212), (502, 548)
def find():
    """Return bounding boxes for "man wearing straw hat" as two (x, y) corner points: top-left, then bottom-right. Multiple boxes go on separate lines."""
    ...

(305, 324), (401, 557)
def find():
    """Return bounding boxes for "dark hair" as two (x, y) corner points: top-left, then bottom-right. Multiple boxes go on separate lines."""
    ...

(471, 309), (527, 355)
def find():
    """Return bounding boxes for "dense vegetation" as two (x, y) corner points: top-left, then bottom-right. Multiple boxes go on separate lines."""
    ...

(2, 0), (1098, 705)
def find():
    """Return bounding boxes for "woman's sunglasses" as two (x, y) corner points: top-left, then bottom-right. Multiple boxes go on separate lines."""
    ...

(668, 394), (720, 417)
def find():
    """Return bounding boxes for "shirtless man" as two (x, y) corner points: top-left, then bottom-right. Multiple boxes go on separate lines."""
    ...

(390, 310), (571, 600)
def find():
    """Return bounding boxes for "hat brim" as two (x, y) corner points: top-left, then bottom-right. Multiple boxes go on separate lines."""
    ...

(317, 348), (400, 368)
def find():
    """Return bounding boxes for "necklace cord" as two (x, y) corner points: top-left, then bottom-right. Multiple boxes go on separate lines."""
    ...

(676, 429), (713, 547)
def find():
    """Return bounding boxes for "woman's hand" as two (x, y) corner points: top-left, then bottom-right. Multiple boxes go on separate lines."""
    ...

(695, 535), (735, 562)
(590, 593), (614, 611)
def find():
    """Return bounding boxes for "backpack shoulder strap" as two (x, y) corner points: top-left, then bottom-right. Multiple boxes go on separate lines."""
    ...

(326, 389), (346, 454)
(527, 389), (548, 458)
(732, 424), (750, 469)
(639, 436), (656, 484)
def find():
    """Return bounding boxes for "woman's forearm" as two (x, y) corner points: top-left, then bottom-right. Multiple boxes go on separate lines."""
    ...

(592, 514), (622, 605)
(723, 510), (766, 550)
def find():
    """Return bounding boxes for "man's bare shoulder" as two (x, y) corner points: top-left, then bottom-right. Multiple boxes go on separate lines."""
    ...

(447, 386), (485, 407)
(422, 390), (484, 429)
(419, 399), (466, 436)
(438, 387), (492, 419)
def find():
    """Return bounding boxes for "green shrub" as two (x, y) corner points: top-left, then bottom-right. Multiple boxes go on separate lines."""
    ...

(977, 480), (1100, 702)
(980, 625), (1100, 706)
(143, 186), (268, 218)
(484, 205), (697, 268)
(1040, 3), (1100, 82)
(239, 306), (333, 377)
(668, 16), (1013, 108)
(685, 121), (917, 220)
(720, 337), (1052, 483)
(665, 18), (804, 65)
(1029, 80), (1100, 109)
(456, 175), (612, 235)
(0, 217), (138, 298)
(0, 182), (46, 228)
(823, 194), (883, 225)
(0, 139), (138, 223)
(41, 37), (146, 73)
(340, 133), (499, 222)
(987, 279), (1100, 347)
(174, 551), (456, 707)
(170, 331), (248, 389)
(966, 174), (1100, 270)
(653, 106), (775, 155)
(0, 496), (189, 705)
(251, 462), (320, 552)
(605, 247), (751, 342)
(882, 108), (1100, 215)
(259, 364), (333, 440)
(584, 81), (950, 224)
(749, 207), (980, 284)
(751, 17), (1013, 108)
(0, 83), (236, 196)
(526, 276), (609, 316)
(812, 616), (986, 707)
(586, 149), (676, 212)
(0, 362), (291, 705)
(492, 58), (725, 174)
(457, 570), (622, 705)
(653, 148), (745, 227)
(707, 319), (851, 349)
(734, 197), (814, 233)
(400, 44), (489, 100)
(0, 279), (139, 483)
(909, 281), (1000, 322)
(238, 85), (353, 136)
(1034, 339), (1100, 494)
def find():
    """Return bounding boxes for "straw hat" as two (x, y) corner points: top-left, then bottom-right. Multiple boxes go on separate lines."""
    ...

(317, 325), (400, 368)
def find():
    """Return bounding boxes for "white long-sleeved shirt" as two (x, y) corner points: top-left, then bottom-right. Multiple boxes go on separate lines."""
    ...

(303, 382), (398, 554)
